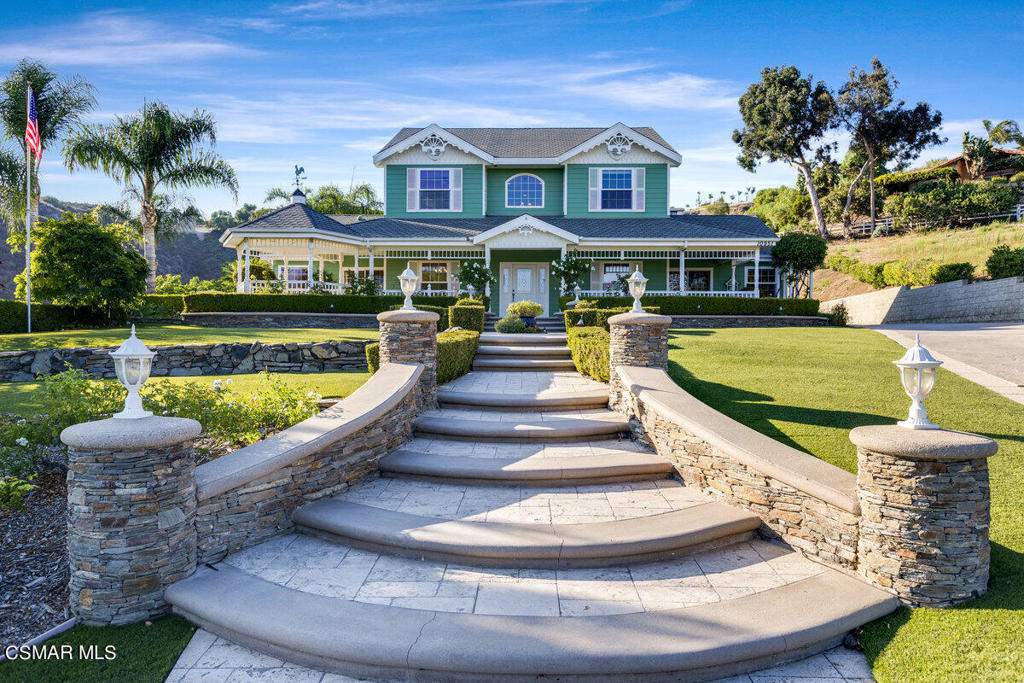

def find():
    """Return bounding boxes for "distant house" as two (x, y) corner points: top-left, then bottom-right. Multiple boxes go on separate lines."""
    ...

(220, 124), (783, 316)
(934, 147), (1024, 181)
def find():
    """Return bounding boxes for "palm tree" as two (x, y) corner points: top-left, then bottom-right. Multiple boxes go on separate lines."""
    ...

(983, 119), (1023, 148)
(264, 182), (384, 214)
(96, 193), (203, 246)
(0, 59), (95, 246)
(64, 100), (237, 291)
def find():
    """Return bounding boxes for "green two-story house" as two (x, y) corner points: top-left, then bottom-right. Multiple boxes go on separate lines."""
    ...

(221, 124), (781, 316)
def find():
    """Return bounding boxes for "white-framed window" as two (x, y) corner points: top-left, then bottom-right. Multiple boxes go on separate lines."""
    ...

(280, 266), (309, 281)
(601, 262), (631, 292)
(744, 266), (778, 296)
(406, 168), (463, 212)
(419, 261), (450, 291)
(588, 168), (646, 212)
(669, 268), (713, 291)
(346, 268), (384, 288)
(505, 173), (544, 208)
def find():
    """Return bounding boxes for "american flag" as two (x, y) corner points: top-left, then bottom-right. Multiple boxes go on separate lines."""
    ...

(25, 88), (41, 160)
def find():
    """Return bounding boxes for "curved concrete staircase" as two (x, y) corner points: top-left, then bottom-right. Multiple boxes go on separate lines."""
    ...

(166, 334), (897, 681)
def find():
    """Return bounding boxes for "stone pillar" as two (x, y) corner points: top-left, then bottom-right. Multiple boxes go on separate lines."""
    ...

(62, 416), (202, 626)
(377, 309), (439, 406)
(607, 310), (672, 412)
(850, 425), (997, 607)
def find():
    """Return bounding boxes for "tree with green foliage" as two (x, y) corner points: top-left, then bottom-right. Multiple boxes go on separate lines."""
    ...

(704, 199), (729, 215)
(264, 183), (383, 214)
(207, 204), (259, 233)
(15, 213), (147, 322)
(962, 132), (995, 179)
(820, 149), (887, 225)
(95, 194), (202, 246)
(63, 100), (237, 292)
(836, 58), (943, 235)
(0, 59), (95, 244)
(733, 65), (837, 238)
(770, 231), (827, 297)
(549, 252), (592, 295)
(456, 261), (496, 296)
(749, 186), (811, 232)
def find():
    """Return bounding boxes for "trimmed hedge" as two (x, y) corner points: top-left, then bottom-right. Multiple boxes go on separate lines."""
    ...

(559, 295), (819, 317)
(437, 330), (480, 384)
(449, 300), (485, 332)
(874, 166), (959, 189)
(827, 253), (976, 288)
(182, 293), (490, 314)
(391, 304), (449, 330)
(564, 306), (661, 330)
(139, 294), (185, 319)
(567, 326), (610, 382)
(366, 329), (480, 385)
(0, 300), (92, 334)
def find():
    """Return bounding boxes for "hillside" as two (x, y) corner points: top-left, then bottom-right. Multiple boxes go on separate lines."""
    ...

(814, 220), (1024, 301)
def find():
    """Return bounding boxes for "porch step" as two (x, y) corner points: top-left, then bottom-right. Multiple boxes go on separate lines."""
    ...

(166, 564), (897, 681)
(413, 409), (629, 442)
(292, 498), (760, 567)
(477, 344), (571, 357)
(473, 357), (576, 371)
(479, 332), (568, 344)
(379, 448), (673, 486)
(437, 387), (608, 410)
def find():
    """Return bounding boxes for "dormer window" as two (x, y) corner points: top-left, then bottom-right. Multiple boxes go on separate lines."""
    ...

(505, 173), (544, 208)
(588, 168), (646, 212)
(406, 168), (463, 212)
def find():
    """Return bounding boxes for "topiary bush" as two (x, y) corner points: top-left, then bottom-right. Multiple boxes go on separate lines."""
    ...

(436, 330), (480, 383)
(449, 299), (485, 332)
(986, 245), (1024, 280)
(366, 342), (380, 373)
(506, 300), (544, 318)
(567, 327), (610, 382)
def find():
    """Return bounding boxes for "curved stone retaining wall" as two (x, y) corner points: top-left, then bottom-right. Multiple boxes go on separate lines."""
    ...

(614, 366), (861, 570)
(193, 363), (422, 563)
(0, 339), (371, 383)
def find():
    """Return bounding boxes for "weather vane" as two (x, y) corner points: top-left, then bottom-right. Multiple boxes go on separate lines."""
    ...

(293, 165), (306, 189)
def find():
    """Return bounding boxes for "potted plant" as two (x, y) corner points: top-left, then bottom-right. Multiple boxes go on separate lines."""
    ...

(506, 300), (544, 328)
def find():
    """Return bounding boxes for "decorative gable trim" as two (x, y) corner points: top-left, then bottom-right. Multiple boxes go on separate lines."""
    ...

(559, 123), (682, 166)
(471, 214), (580, 245)
(373, 124), (495, 166)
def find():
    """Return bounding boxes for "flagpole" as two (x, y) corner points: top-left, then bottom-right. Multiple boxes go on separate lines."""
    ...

(24, 85), (32, 334)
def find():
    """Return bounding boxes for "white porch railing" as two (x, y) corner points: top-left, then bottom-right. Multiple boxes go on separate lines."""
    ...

(381, 289), (460, 297)
(240, 280), (350, 294)
(576, 289), (759, 298)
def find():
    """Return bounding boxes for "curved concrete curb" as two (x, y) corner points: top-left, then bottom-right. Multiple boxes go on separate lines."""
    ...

(379, 449), (673, 485)
(437, 388), (609, 410)
(292, 500), (760, 567)
(414, 414), (629, 442)
(167, 565), (898, 681)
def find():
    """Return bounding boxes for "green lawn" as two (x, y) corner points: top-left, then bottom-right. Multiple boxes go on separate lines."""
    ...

(0, 324), (378, 352)
(668, 327), (1024, 682)
(0, 370), (370, 416)
(0, 615), (195, 683)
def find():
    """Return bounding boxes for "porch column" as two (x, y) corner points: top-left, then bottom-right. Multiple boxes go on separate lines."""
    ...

(754, 250), (761, 297)
(244, 247), (251, 293)
(235, 248), (242, 291)
(730, 261), (737, 292)
(307, 239), (314, 287)
(369, 248), (375, 285)
(679, 247), (686, 295)
(484, 246), (492, 298)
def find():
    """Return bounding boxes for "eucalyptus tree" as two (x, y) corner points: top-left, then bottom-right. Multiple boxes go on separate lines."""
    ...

(0, 59), (95, 245)
(733, 65), (838, 238)
(63, 100), (237, 291)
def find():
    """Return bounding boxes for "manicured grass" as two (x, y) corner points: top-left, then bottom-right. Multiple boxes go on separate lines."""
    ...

(0, 324), (378, 352)
(0, 370), (370, 416)
(669, 327), (1024, 682)
(0, 615), (195, 683)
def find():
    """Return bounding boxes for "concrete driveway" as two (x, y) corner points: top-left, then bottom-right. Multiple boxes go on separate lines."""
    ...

(870, 323), (1024, 406)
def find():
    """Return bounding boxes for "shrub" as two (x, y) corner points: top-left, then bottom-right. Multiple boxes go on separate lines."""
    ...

(558, 295), (819, 317)
(495, 314), (528, 333)
(563, 306), (661, 330)
(366, 342), (380, 373)
(567, 327), (610, 382)
(139, 294), (185, 319)
(436, 330), (480, 383)
(933, 262), (975, 283)
(771, 232), (827, 296)
(456, 261), (496, 295)
(1010, 172), (1024, 183)
(0, 300), (90, 334)
(883, 179), (1022, 229)
(874, 166), (959, 189)
(986, 245), (1024, 280)
(449, 301), (485, 332)
(506, 300), (544, 318)
(0, 476), (36, 512)
(183, 293), (479, 314)
(550, 253), (591, 295)
(704, 199), (730, 215)
(827, 301), (848, 327)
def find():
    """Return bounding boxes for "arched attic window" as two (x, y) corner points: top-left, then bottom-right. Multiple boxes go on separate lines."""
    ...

(505, 173), (544, 208)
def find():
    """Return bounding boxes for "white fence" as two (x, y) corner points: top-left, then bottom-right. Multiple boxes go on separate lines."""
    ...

(829, 203), (1024, 238)
(239, 281), (464, 297)
(576, 289), (758, 298)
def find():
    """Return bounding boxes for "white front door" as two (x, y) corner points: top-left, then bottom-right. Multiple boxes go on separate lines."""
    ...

(499, 263), (546, 316)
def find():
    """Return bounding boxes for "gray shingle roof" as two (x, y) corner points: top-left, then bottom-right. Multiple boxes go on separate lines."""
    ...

(233, 203), (355, 234)
(380, 126), (677, 158)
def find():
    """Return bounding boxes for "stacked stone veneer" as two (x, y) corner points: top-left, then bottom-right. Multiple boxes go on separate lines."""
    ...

(63, 417), (201, 625)
(852, 425), (997, 607)
(377, 309), (439, 406)
(608, 311), (671, 412)
(195, 381), (419, 563)
(0, 339), (371, 383)
(182, 312), (379, 329)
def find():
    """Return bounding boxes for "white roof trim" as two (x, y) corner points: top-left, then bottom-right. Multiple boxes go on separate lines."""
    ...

(372, 124), (495, 166)
(557, 123), (682, 166)
(220, 228), (365, 249)
(471, 214), (580, 245)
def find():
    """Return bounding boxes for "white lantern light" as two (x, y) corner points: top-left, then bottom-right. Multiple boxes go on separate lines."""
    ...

(572, 284), (582, 304)
(110, 325), (156, 419)
(466, 284), (476, 298)
(399, 263), (419, 310)
(627, 269), (648, 312)
(894, 334), (943, 430)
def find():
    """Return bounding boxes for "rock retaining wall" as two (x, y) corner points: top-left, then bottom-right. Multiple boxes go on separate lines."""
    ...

(0, 339), (371, 383)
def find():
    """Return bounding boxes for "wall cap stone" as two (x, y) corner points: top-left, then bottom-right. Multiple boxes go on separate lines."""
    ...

(617, 365), (859, 514)
(194, 362), (422, 500)
(377, 309), (441, 323)
(61, 415), (202, 451)
(850, 425), (997, 460)
(608, 311), (673, 326)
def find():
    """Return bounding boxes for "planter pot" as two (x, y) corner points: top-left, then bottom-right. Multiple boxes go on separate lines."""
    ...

(521, 316), (537, 328)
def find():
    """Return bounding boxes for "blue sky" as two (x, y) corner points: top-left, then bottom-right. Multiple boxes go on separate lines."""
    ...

(2, 0), (1021, 215)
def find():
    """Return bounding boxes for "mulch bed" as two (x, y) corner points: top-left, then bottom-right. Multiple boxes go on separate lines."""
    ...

(0, 468), (69, 649)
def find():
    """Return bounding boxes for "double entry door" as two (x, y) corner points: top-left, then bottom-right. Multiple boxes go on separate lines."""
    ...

(499, 263), (547, 317)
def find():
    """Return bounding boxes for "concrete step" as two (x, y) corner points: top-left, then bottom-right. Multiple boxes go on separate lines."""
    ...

(437, 388), (609, 411)
(477, 344), (571, 357)
(379, 448), (673, 486)
(166, 564), (897, 680)
(413, 410), (629, 442)
(473, 358), (576, 371)
(479, 332), (568, 345)
(292, 499), (761, 567)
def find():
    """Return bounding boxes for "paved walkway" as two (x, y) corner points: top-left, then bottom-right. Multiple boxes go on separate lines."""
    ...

(871, 323), (1024, 405)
